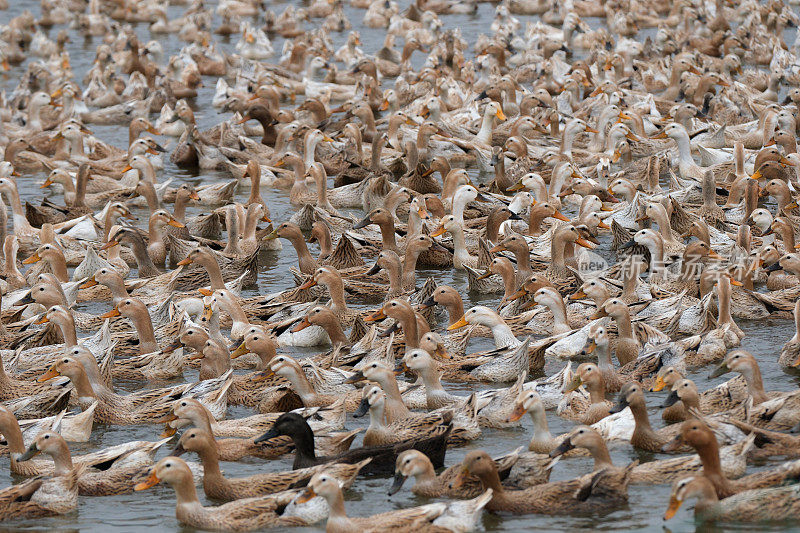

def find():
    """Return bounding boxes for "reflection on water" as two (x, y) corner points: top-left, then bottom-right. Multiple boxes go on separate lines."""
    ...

(1, 0), (800, 532)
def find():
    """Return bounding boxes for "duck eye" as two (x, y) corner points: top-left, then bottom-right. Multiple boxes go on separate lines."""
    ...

(44, 435), (50, 439)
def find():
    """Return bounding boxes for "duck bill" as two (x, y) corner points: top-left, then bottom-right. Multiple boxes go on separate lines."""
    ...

(18, 444), (41, 462)
(553, 210), (570, 222)
(570, 290), (587, 301)
(489, 244), (505, 253)
(608, 398), (628, 414)
(365, 262), (382, 275)
(625, 132), (639, 142)
(582, 338), (596, 354)
(418, 296), (436, 310)
(263, 228), (279, 240)
(99, 240), (118, 251)
(296, 487), (317, 504)
(430, 226), (446, 238)
(548, 438), (574, 458)
(189, 192), (201, 201)
(584, 126), (599, 134)
(155, 413), (178, 425)
(254, 427), (280, 444)
(22, 253), (41, 264)
(506, 403), (526, 422)
(597, 220), (610, 229)
(40, 179), (53, 189)
(168, 219), (185, 228)
(707, 250), (722, 260)
(344, 370), (366, 384)
(388, 473), (407, 495)
(353, 216), (371, 229)
(170, 443), (186, 457)
(564, 376), (582, 393)
(476, 270), (493, 280)
(298, 278), (317, 290)
(159, 425), (177, 438)
(434, 346), (449, 359)
(662, 390), (681, 408)
(365, 308), (387, 322)
(292, 317), (313, 333)
(37, 366), (61, 383)
(507, 182), (525, 192)
(100, 307), (121, 319)
(709, 361), (729, 378)
(508, 288), (528, 302)
(252, 369), (275, 382)
(134, 470), (161, 491)
(447, 316), (470, 331)
(176, 257), (194, 266)
(80, 276), (98, 289)
(663, 496), (683, 520)
(495, 108), (507, 121)
(619, 238), (636, 250)
(197, 288), (213, 297)
(575, 237), (594, 249)
(650, 131), (668, 139)
(651, 375), (666, 392)
(231, 341), (250, 359)
(785, 201), (799, 210)
(34, 315), (50, 325)
(352, 397), (370, 418)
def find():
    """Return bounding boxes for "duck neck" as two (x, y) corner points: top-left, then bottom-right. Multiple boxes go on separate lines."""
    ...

(740, 364), (768, 405)
(129, 312), (159, 355)
(47, 252), (70, 283)
(288, 233), (317, 275)
(450, 226), (471, 266)
(651, 210), (677, 245)
(221, 298), (249, 331)
(287, 368), (318, 404)
(325, 488), (355, 531)
(1, 417), (25, 457)
(370, 136), (386, 171)
(173, 194), (190, 223)
(697, 437), (732, 494)
(546, 297), (569, 332)
(586, 440), (614, 471)
(586, 377), (607, 404)
(596, 342), (613, 371)
(197, 255), (226, 290)
(55, 316), (78, 348)
(477, 111), (494, 145)
(630, 398), (657, 437)
(247, 171), (263, 207)
(197, 442), (226, 487)
(68, 368), (97, 400)
(49, 440), (75, 476)
(419, 365), (446, 393)
(128, 236), (161, 278)
(74, 168), (89, 208)
(402, 246), (423, 289)
(324, 277), (348, 314)
(528, 404), (553, 445)
(612, 309), (635, 340)
(377, 219), (398, 253)
(489, 319), (518, 349)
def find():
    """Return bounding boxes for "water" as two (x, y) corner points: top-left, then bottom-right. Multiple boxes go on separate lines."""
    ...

(1, 1), (800, 532)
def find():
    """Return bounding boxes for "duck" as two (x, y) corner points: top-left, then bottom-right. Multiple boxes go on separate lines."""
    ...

(354, 385), (454, 446)
(296, 470), (491, 533)
(134, 457), (306, 530)
(560, 362), (614, 424)
(253, 412), (451, 475)
(664, 475), (800, 523)
(171, 427), (367, 502)
(663, 418), (800, 498)
(452, 448), (631, 515)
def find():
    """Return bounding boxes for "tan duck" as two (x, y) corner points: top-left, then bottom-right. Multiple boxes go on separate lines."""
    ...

(1, 431), (79, 520)
(355, 385), (453, 447)
(663, 418), (800, 499)
(297, 470), (490, 533)
(452, 448), (630, 515)
(593, 298), (641, 365)
(264, 222), (318, 275)
(134, 457), (306, 530)
(171, 427), (366, 502)
(560, 362), (614, 424)
(664, 474), (800, 523)
(609, 382), (672, 452)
